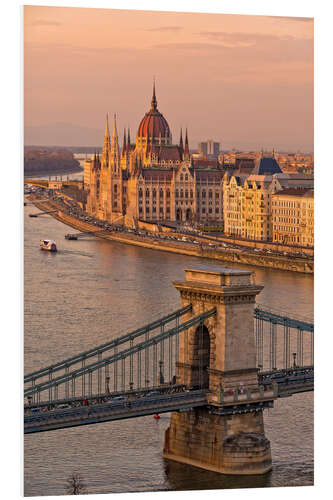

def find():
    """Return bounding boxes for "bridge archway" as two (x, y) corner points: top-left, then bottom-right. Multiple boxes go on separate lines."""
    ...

(193, 324), (210, 389)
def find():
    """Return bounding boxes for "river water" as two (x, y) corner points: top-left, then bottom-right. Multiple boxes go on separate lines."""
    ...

(24, 197), (314, 496)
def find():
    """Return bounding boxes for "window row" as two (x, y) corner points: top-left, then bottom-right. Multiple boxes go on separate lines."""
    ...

(140, 206), (171, 214)
(139, 189), (171, 199)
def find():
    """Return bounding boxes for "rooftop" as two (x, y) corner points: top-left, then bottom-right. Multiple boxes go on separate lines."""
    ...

(273, 188), (314, 197)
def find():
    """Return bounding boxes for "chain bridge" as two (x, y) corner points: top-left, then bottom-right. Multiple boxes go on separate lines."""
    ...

(24, 267), (314, 475)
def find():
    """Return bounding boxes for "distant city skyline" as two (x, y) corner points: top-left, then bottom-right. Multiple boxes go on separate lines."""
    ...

(24, 6), (313, 152)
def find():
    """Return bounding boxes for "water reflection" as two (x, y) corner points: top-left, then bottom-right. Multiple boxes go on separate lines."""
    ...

(164, 459), (272, 490)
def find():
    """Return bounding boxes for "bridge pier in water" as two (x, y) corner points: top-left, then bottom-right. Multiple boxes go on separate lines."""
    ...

(163, 267), (272, 475)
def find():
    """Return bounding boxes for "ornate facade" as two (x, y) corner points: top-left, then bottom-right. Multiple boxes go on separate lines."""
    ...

(272, 188), (314, 247)
(223, 155), (314, 243)
(84, 85), (224, 226)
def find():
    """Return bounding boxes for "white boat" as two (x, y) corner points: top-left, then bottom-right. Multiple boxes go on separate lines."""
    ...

(40, 239), (57, 252)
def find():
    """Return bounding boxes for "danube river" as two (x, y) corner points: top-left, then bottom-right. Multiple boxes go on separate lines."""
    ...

(24, 201), (313, 496)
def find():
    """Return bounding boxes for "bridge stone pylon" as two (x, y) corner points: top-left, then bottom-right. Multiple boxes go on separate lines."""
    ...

(163, 267), (272, 475)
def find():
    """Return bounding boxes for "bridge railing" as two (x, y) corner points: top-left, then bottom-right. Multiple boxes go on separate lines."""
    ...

(254, 305), (314, 332)
(25, 308), (216, 404)
(25, 305), (192, 384)
(25, 302), (314, 406)
(255, 307), (314, 372)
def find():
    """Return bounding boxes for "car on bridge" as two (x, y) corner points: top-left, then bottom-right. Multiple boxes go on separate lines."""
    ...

(111, 396), (127, 402)
(145, 391), (161, 398)
(31, 407), (42, 414)
(57, 403), (71, 410)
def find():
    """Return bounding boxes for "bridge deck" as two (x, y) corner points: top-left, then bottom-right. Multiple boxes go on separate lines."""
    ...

(24, 391), (207, 434)
(24, 369), (313, 434)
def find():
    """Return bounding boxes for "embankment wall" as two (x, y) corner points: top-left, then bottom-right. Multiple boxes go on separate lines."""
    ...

(27, 197), (313, 274)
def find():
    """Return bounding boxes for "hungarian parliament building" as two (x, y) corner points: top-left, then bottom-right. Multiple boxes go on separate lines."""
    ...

(83, 85), (312, 234)
(84, 84), (228, 226)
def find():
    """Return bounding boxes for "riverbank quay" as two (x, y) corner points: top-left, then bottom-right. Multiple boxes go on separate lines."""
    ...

(24, 166), (83, 179)
(27, 195), (313, 274)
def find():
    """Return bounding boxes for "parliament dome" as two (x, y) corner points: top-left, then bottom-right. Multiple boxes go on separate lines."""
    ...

(136, 84), (172, 146)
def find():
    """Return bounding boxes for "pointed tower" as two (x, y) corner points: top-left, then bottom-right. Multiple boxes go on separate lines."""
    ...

(151, 79), (157, 111)
(102, 114), (111, 167)
(109, 114), (123, 217)
(179, 128), (184, 154)
(127, 128), (131, 151)
(184, 128), (190, 160)
(122, 128), (127, 154)
(110, 114), (120, 173)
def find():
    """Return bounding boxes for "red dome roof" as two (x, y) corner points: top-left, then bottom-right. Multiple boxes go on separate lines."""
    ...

(137, 84), (171, 140)
(137, 110), (170, 139)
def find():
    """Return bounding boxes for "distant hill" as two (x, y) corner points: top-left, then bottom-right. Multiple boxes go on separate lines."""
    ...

(24, 148), (81, 176)
(24, 122), (104, 147)
(25, 145), (102, 154)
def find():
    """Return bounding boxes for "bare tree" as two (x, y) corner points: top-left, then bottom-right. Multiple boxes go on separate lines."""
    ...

(66, 472), (87, 495)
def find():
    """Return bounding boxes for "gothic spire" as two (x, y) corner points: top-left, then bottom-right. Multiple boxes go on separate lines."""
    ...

(184, 128), (190, 159)
(151, 78), (157, 111)
(179, 128), (183, 150)
(122, 128), (127, 154)
(104, 113), (110, 139)
(102, 113), (111, 162)
(127, 128), (131, 151)
(110, 114), (120, 171)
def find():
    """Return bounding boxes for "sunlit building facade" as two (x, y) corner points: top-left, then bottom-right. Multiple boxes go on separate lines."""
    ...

(223, 154), (314, 243)
(272, 188), (314, 247)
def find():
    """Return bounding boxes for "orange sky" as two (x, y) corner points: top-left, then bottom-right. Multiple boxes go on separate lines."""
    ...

(24, 6), (314, 151)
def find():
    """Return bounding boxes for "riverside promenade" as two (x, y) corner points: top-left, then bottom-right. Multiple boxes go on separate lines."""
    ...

(27, 194), (313, 274)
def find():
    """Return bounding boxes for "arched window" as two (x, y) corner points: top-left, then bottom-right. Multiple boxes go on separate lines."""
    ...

(176, 189), (179, 198)
(138, 188), (143, 198)
(152, 189), (156, 199)
(160, 189), (164, 198)
(202, 190), (206, 199)
(146, 188), (149, 198)
(185, 174), (188, 181)
(180, 189), (183, 198)
(190, 190), (193, 198)
(185, 190), (188, 198)
(114, 184), (118, 194)
(166, 189), (170, 198)
(180, 174), (183, 181)
(209, 190), (212, 199)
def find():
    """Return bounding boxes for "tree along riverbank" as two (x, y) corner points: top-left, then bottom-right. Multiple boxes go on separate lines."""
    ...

(27, 196), (313, 275)
(24, 148), (81, 177)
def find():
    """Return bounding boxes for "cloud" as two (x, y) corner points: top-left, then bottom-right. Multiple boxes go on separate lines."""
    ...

(25, 42), (138, 56)
(152, 31), (313, 66)
(29, 19), (62, 27)
(197, 31), (295, 45)
(145, 26), (183, 33)
(268, 16), (313, 23)
(197, 32), (258, 48)
(153, 42), (224, 51)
